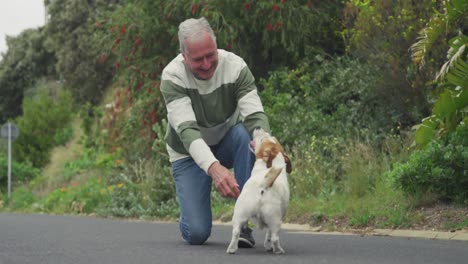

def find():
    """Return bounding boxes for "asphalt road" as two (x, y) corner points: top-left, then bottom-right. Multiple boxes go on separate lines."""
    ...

(0, 213), (467, 264)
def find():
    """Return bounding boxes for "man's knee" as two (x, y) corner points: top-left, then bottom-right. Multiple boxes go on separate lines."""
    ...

(181, 223), (211, 245)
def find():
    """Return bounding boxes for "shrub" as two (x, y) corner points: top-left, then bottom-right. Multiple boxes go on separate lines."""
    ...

(260, 56), (383, 147)
(45, 0), (115, 104)
(39, 177), (109, 214)
(0, 27), (56, 123)
(387, 124), (468, 204)
(9, 186), (36, 210)
(289, 135), (347, 199)
(14, 87), (74, 167)
(101, 157), (177, 219)
(0, 155), (40, 193)
(342, 0), (436, 129)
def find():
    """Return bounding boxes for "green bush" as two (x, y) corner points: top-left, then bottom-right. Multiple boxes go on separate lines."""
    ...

(342, 0), (436, 129)
(260, 56), (383, 147)
(45, 0), (116, 104)
(14, 88), (74, 167)
(9, 186), (36, 210)
(387, 124), (468, 204)
(39, 177), (108, 214)
(0, 27), (56, 123)
(101, 157), (177, 219)
(0, 155), (40, 192)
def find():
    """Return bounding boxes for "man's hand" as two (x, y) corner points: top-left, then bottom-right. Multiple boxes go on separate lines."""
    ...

(208, 162), (240, 199)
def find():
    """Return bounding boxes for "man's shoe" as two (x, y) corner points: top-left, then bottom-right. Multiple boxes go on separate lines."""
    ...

(238, 226), (255, 248)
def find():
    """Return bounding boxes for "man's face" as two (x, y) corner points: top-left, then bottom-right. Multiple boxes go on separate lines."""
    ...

(182, 31), (218, 80)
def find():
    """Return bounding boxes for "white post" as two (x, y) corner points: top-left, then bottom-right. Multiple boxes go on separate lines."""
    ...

(7, 123), (12, 199)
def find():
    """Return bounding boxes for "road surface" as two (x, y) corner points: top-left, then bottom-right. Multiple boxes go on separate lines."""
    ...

(0, 213), (466, 264)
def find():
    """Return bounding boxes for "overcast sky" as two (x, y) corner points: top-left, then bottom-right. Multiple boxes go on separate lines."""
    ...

(0, 0), (45, 56)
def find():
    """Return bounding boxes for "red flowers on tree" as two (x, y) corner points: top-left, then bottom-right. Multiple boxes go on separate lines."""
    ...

(135, 37), (142, 48)
(276, 21), (282, 29)
(192, 4), (198, 14)
(245, 3), (251, 11)
(99, 54), (106, 63)
(272, 4), (279, 11)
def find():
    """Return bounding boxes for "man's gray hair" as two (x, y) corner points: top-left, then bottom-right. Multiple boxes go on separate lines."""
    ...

(178, 17), (217, 54)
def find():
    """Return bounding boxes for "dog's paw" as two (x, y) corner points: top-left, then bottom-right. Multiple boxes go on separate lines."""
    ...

(226, 242), (238, 254)
(226, 247), (237, 254)
(264, 240), (272, 252)
(273, 246), (285, 255)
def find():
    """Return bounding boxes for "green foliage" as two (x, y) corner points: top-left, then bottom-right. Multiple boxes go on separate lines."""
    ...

(288, 178), (412, 229)
(0, 155), (40, 192)
(260, 56), (384, 146)
(8, 186), (36, 210)
(410, 0), (467, 147)
(61, 149), (99, 182)
(0, 28), (56, 122)
(415, 87), (468, 146)
(388, 124), (468, 204)
(412, 6), (468, 147)
(100, 157), (178, 219)
(100, 0), (344, 79)
(290, 132), (411, 201)
(343, 0), (436, 128)
(410, 0), (467, 68)
(45, 0), (117, 104)
(38, 177), (109, 214)
(289, 136), (346, 199)
(14, 88), (74, 167)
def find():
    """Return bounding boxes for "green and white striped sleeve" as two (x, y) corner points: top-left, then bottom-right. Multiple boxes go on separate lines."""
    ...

(160, 77), (218, 173)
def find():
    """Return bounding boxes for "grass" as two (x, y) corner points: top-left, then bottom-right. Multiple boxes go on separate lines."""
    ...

(31, 117), (85, 197)
(444, 220), (468, 230)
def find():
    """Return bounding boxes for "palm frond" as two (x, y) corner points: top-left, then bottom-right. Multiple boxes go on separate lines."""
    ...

(410, 15), (445, 67)
(446, 0), (468, 24)
(410, 0), (468, 67)
(437, 39), (467, 88)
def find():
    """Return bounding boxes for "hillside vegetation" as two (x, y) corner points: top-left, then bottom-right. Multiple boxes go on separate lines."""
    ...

(0, 0), (467, 232)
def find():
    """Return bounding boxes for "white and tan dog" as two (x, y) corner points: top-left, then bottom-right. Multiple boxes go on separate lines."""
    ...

(227, 128), (291, 254)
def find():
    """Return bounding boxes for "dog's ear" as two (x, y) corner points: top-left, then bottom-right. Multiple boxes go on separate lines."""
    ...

(283, 152), (292, 174)
(264, 167), (283, 188)
(266, 145), (280, 168)
(258, 141), (278, 168)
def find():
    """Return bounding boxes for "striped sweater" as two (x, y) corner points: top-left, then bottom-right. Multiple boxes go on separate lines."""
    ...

(160, 49), (270, 173)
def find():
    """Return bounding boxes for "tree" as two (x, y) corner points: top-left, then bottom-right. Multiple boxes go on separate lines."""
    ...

(0, 28), (56, 123)
(410, 0), (468, 146)
(45, 0), (118, 104)
(342, 0), (437, 129)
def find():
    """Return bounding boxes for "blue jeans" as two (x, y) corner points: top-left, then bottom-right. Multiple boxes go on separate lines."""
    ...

(171, 123), (255, 245)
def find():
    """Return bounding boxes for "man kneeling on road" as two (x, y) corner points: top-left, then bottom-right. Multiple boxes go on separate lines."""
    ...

(160, 17), (271, 246)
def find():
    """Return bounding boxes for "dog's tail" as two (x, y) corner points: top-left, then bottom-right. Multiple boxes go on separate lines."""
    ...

(262, 167), (283, 189)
